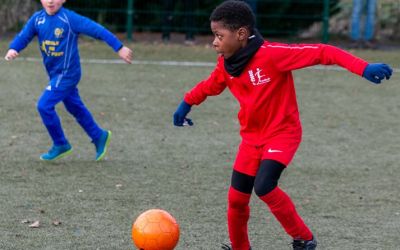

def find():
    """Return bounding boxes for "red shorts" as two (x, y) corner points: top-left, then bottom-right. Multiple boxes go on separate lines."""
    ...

(232, 136), (301, 176)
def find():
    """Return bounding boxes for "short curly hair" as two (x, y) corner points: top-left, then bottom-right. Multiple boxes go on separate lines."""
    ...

(210, 0), (256, 32)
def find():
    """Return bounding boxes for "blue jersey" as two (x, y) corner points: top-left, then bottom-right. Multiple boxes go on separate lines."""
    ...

(9, 7), (123, 90)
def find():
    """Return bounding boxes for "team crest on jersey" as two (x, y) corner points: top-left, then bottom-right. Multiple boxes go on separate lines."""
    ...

(248, 68), (271, 86)
(54, 28), (64, 38)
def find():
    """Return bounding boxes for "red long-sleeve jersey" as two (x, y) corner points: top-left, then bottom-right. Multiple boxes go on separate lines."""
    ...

(184, 42), (368, 146)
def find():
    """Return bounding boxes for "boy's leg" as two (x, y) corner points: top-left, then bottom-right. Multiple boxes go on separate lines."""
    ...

(183, 0), (195, 41)
(228, 171), (254, 250)
(162, 0), (175, 41)
(37, 88), (69, 146)
(255, 160), (313, 241)
(351, 0), (362, 41)
(227, 142), (262, 250)
(62, 88), (103, 141)
(63, 88), (110, 160)
(37, 88), (73, 160)
(364, 0), (376, 41)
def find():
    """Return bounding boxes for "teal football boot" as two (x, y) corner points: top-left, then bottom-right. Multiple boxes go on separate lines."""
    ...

(93, 130), (111, 161)
(40, 144), (72, 161)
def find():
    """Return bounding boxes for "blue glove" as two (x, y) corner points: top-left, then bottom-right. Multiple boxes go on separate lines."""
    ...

(363, 63), (393, 84)
(173, 100), (194, 126)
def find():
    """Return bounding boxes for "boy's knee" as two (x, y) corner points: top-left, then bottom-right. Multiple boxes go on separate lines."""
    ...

(254, 159), (285, 197)
(37, 101), (47, 114)
(254, 177), (278, 197)
(228, 187), (250, 209)
(64, 101), (86, 116)
(37, 100), (54, 116)
(64, 104), (77, 115)
(228, 198), (247, 209)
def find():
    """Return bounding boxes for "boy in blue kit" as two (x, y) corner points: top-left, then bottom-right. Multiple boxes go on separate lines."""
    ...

(4, 0), (133, 161)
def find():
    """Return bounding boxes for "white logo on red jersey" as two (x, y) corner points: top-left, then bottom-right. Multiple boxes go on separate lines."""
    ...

(248, 68), (270, 86)
(268, 148), (283, 153)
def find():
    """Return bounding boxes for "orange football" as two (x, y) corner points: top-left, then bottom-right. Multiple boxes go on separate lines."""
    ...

(132, 209), (180, 250)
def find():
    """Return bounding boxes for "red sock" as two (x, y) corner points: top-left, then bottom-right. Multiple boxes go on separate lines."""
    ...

(227, 187), (251, 250)
(259, 187), (313, 240)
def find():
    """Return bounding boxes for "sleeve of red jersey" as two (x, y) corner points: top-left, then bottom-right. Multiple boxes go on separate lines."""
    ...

(267, 43), (368, 76)
(183, 57), (227, 106)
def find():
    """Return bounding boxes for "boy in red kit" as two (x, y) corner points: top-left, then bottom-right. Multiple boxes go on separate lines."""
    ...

(173, 1), (392, 250)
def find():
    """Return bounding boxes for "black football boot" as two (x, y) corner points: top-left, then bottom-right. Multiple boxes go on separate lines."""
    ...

(221, 243), (252, 250)
(292, 236), (317, 250)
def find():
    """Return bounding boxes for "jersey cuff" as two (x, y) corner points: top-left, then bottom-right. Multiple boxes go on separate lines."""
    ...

(183, 95), (195, 106)
(114, 43), (123, 52)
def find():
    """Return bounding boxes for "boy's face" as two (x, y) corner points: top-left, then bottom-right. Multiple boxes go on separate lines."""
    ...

(41, 0), (65, 15)
(211, 21), (247, 59)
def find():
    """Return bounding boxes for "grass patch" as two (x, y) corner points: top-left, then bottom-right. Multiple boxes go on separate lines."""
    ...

(0, 39), (399, 249)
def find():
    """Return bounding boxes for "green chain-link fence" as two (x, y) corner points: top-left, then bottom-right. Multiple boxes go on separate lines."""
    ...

(63, 0), (338, 43)
(3, 1), (400, 43)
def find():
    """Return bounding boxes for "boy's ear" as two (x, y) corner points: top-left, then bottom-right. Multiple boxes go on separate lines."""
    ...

(237, 27), (249, 42)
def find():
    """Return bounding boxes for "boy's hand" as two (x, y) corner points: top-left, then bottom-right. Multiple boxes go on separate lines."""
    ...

(173, 101), (194, 127)
(118, 46), (133, 64)
(363, 63), (393, 84)
(4, 49), (19, 61)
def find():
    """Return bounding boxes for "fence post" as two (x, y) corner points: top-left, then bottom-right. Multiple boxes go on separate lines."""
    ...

(126, 0), (134, 41)
(322, 0), (330, 43)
